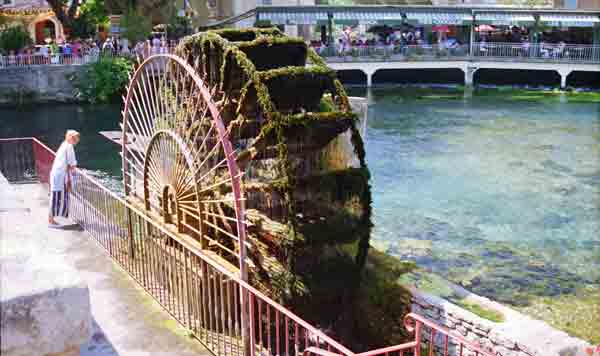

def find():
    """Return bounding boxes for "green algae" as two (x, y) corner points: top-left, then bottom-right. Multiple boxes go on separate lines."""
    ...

(369, 85), (600, 103)
(398, 270), (458, 300)
(455, 300), (505, 323)
(473, 87), (600, 103)
(517, 287), (600, 344)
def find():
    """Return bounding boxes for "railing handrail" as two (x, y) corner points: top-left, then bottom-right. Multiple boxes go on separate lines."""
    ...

(26, 137), (356, 356)
(0, 48), (179, 68)
(1, 137), (498, 356)
(304, 346), (344, 356)
(474, 41), (598, 47)
(316, 41), (600, 64)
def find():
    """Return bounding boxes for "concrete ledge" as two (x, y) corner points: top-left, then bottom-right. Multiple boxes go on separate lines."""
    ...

(1, 256), (92, 356)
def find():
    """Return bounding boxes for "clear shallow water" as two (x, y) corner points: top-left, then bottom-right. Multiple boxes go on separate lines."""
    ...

(0, 104), (124, 193)
(1, 92), (599, 308)
(349, 86), (600, 306)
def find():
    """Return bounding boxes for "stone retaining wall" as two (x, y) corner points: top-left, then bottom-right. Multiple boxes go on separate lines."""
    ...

(0, 65), (83, 104)
(410, 288), (590, 356)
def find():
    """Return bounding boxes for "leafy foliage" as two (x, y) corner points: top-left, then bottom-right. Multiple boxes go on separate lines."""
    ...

(121, 7), (152, 43)
(46, 0), (82, 29)
(70, 0), (109, 39)
(0, 26), (32, 54)
(70, 56), (134, 103)
(167, 15), (192, 40)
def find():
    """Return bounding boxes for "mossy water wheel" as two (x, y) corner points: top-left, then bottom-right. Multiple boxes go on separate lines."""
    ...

(121, 54), (249, 276)
(173, 28), (373, 307)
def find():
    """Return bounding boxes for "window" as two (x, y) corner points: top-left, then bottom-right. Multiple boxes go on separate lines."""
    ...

(2, 0), (14, 6)
(564, 0), (577, 8)
(261, 0), (272, 5)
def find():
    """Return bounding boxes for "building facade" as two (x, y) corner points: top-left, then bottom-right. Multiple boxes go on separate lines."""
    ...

(555, 0), (600, 9)
(0, 0), (64, 44)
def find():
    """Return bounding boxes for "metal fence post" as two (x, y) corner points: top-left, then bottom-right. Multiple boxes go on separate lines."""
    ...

(127, 207), (135, 259)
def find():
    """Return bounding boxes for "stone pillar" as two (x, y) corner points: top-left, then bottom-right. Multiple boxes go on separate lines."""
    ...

(464, 66), (477, 87)
(560, 73), (567, 89)
(558, 69), (571, 89)
(364, 69), (376, 87)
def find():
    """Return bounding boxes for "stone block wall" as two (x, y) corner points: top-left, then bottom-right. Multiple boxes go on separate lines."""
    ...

(0, 65), (83, 104)
(409, 289), (590, 356)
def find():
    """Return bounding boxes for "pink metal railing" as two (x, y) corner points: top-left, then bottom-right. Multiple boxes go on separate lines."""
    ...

(0, 137), (497, 356)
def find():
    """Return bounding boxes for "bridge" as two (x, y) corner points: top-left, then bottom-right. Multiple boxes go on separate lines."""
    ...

(211, 5), (600, 88)
(319, 43), (600, 87)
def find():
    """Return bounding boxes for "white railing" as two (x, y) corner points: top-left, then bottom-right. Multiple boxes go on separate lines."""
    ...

(0, 47), (178, 68)
(318, 44), (470, 62)
(316, 43), (600, 63)
(472, 42), (600, 63)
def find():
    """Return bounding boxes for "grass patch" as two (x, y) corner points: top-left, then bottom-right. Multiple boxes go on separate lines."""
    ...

(456, 300), (505, 323)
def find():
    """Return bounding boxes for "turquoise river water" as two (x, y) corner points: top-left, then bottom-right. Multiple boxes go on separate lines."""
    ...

(1, 87), (598, 325)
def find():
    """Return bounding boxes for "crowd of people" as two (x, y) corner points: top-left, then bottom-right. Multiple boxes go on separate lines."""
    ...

(0, 35), (178, 67)
(311, 27), (464, 57)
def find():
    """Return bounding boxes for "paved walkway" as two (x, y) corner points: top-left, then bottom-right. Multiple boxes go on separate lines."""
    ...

(1, 178), (213, 356)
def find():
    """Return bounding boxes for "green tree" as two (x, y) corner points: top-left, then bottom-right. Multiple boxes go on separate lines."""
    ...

(70, 56), (134, 103)
(0, 25), (32, 54)
(70, 0), (109, 38)
(46, 0), (84, 30)
(120, 7), (152, 43)
(167, 15), (192, 40)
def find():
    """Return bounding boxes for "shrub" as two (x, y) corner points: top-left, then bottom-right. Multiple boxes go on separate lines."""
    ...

(167, 15), (192, 40)
(0, 25), (32, 54)
(70, 56), (134, 103)
(70, 0), (109, 39)
(121, 7), (152, 43)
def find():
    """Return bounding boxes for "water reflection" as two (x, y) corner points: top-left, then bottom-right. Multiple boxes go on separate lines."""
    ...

(0, 104), (123, 191)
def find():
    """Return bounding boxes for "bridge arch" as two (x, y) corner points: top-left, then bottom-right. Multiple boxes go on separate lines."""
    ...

(371, 68), (465, 86)
(473, 68), (562, 88)
(335, 69), (368, 86)
(566, 71), (600, 89)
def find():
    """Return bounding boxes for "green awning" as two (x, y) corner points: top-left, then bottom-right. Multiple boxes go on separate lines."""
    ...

(475, 13), (535, 26)
(539, 14), (600, 27)
(334, 19), (360, 26)
(257, 11), (328, 25)
(376, 19), (406, 26)
(331, 10), (402, 26)
(404, 12), (472, 25)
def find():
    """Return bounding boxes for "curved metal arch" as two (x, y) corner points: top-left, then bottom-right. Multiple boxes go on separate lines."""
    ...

(121, 54), (248, 280)
(142, 129), (202, 232)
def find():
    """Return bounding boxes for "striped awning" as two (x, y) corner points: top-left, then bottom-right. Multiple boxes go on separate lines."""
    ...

(257, 9), (473, 26)
(539, 14), (600, 27)
(475, 13), (535, 26)
(405, 12), (472, 25)
(257, 11), (328, 25)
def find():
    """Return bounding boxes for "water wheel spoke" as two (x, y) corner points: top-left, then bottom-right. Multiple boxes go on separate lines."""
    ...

(122, 54), (247, 271)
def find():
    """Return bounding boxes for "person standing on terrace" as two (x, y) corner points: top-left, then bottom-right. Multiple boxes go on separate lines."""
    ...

(48, 130), (80, 227)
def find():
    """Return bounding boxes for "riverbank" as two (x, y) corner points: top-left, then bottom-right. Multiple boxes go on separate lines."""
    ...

(0, 66), (83, 105)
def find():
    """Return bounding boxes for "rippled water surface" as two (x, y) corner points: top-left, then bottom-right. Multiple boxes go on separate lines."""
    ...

(349, 87), (600, 306)
(1, 90), (599, 308)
